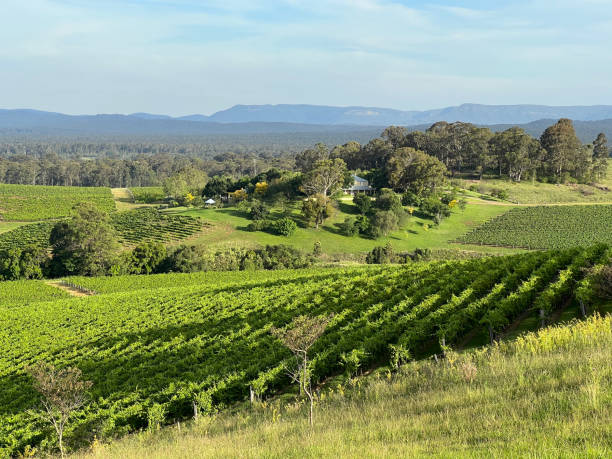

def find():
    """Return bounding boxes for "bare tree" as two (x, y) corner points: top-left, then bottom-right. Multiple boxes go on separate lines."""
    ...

(270, 315), (333, 426)
(27, 363), (92, 458)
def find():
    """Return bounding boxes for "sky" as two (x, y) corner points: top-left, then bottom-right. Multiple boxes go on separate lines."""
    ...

(2, 0), (612, 116)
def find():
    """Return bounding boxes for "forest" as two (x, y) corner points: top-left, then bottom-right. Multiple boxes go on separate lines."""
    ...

(0, 119), (608, 188)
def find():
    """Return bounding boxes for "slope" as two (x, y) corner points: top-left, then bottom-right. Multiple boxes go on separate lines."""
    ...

(1, 246), (609, 456)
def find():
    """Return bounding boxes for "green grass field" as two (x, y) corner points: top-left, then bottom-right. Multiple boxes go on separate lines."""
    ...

(457, 162), (612, 205)
(76, 313), (612, 459)
(168, 200), (516, 256)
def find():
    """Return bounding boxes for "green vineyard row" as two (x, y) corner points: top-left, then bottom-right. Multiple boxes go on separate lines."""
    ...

(1, 246), (608, 455)
(456, 205), (612, 249)
(0, 208), (206, 250)
(0, 184), (115, 222)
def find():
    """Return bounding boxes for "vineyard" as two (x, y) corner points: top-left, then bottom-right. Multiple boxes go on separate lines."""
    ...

(0, 184), (115, 221)
(0, 221), (55, 250)
(0, 208), (207, 250)
(110, 208), (207, 246)
(456, 205), (612, 249)
(1, 246), (609, 456)
(0, 280), (72, 307)
(64, 266), (349, 294)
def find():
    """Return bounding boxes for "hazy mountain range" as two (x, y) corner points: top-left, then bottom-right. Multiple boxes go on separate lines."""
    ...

(2, 104), (612, 143)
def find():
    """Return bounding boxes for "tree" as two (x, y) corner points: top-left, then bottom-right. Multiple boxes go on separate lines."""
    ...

(202, 176), (231, 199)
(491, 127), (542, 182)
(27, 363), (92, 458)
(271, 217), (297, 237)
(366, 242), (395, 264)
(300, 158), (347, 197)
(49, 203), (119, 276)
(249, 201), (270, 221)
(385, 148), (447, 195)
(420, 196), (452, 223)
(163, 169), (208, 201)
(295, 143), (329, 173)
(330, 141), (362, 170)
(381, 126), (408, 149)
(368, 210), (399, 238)
(270, 315), (333, 426)
(129, 242), (167, 274)
(302, 194), (335, 229)
(465, 126), (494, 178)
(352, 193), (372, 215)
(360, 138), (394, 170)
(337, 217), (359, 237)
(592, 133), (609, 181)
(540, 118), (582, 180)
(424, 121), (474, 174)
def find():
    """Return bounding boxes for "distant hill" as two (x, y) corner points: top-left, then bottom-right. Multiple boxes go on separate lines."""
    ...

(1, 107), (612, 144)
(205, 103), (612, 125)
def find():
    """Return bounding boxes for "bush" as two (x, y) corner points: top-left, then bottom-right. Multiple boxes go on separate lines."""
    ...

(594, 265), (612, 300)
(375, 189), (403, 213)
(420, 197), (451, 221)
(366, 242), (395, 264)
(271, 218), (297, 237)
(246, 219), (271, 232)
(129, 242), (167, 274)
(491, 188), (509, 200)
(401, 191), (423, 207)
(249, 201), (270, 221)
(259, 245), (312, 269)
(367, 210), (399, 238)
(353, 194), (372, 214)
(337, 217), (359, 237)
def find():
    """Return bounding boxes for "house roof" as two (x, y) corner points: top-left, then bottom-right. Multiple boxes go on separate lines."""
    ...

(353, 175), (368, 182)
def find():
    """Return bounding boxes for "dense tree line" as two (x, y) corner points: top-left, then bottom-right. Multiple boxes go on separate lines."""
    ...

(1, 119), (607, 188)
(0, 152), (294, 187)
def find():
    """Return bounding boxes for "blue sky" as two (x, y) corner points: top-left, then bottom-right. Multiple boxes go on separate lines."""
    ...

(2, 0), (612, 115)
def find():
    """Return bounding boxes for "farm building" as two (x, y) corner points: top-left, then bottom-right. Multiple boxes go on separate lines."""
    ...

(343, 175), (374, 195)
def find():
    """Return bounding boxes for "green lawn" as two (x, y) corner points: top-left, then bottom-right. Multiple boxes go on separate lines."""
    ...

(166, 200), (517, 256)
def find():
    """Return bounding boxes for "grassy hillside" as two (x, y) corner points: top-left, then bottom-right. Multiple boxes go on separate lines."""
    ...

(168, 200), (515, 256)
(76, 314), (612, 458)
(1, 247), (610, 456)
(0, 184), (115, 221)
(457, 162), (612, 205)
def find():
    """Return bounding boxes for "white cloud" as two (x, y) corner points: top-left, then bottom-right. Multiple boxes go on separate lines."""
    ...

(1, 0), (612, 114)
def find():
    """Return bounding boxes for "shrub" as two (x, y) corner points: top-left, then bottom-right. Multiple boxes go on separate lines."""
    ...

(367, 210), (399, 239)
(337, 217), (359, 237)
(246, 220), (271, 232)
(420, 197), (451, 221)
(353, 194), (372, 214)
(271, 218), (297, 237)
(366, 242), (395, 264)
(249, 201), (270, 221)
(401, 191), (423, 207)
(491, 188), (509, 200)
